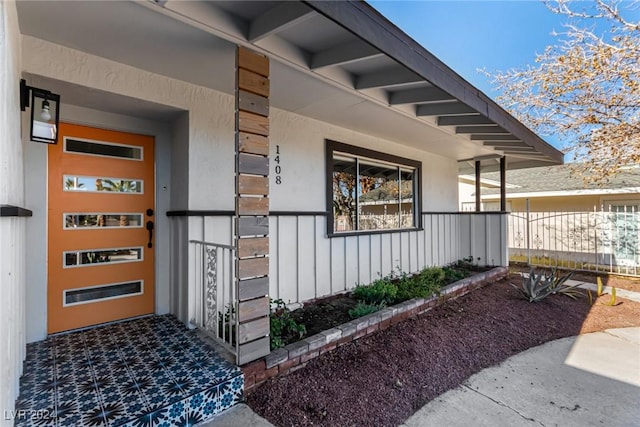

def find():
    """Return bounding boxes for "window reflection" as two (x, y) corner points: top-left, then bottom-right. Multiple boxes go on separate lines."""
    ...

(331, 151), (417, 233)
(64, 248), (143, 267)
(64, 214), (143, 229)
(64, 175), (142, 193)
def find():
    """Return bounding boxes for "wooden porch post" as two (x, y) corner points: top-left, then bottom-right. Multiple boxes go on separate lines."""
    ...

(500, 156), (506, 212)
(475, 160), (481, 212)
(235, 47), (271, 365)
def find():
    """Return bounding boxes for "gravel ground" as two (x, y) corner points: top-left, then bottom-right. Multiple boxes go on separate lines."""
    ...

(247, 275), (640, 427)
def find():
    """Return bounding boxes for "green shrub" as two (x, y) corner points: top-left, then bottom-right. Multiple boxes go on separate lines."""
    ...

(443, 267), (468, 284)
(352, 278), (398, 305)
(395, 267), (443, 302)
(270, 299), (306, 350)
(348, 301), (385, 319)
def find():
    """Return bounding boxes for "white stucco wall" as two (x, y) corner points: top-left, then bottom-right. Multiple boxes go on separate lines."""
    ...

(22, 36), (458, 339)
(269, 108), (459, 212)
(0, 0), (26, 423)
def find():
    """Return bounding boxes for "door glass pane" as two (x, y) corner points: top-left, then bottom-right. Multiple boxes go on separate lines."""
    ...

(332, 154), (357, 232)
(65, 138), (142, 160)
(358, 160), (399, 231)
(65, 281), (143, 305)
(64, 214), (143, 229)
(64, 247), (143, 267)
(64, 175), (143, 193)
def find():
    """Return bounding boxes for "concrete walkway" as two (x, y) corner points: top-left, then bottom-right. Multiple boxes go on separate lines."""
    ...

(402, 327), (640, 427)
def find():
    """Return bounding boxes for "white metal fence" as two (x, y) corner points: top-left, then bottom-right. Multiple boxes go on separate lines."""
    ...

(508, 206), (640, 275)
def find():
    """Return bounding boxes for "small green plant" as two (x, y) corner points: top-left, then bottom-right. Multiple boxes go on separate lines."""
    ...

(596, 277), (604, 297)
(352, 278), (398, 305)
(586, 289), (594, 305)
(443, 266), (468, 284)
(270, 299), (306, 350)
(348, 301), (385, 318)
(603, 287), (618, 306)
(395, 267), (444, 302)
(511, 268), (581, 302)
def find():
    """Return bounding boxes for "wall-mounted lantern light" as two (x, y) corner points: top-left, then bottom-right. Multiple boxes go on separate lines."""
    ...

(20, 79), (60, 144)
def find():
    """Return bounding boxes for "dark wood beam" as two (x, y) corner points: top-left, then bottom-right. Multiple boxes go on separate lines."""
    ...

(248, 2), (315, 42)
(388, 86), (455, 105)
(471, 134), (522, 141)
(456, 126), (509, 134)
(482, 141), (525, 147)
(493, 146), (536, 152)
(355, 66), (423, 89)
(416, 102), (476, 116)
(310, 39), (382, 69)
(438, 115), (494, 126)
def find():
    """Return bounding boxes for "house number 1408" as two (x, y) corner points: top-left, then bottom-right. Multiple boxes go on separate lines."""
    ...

(274, 145), (282, 185)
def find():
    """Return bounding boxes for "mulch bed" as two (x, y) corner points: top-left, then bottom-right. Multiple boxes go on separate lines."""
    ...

(247, 273), (640, 427)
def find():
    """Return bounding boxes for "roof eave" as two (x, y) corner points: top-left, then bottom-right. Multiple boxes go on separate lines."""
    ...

(303, 0), (564, 165)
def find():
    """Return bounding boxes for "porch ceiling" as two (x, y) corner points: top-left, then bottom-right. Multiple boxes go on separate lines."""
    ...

(16, 0), (563, 173)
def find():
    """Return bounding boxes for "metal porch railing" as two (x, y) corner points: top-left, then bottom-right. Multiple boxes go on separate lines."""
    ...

(189, 240), (239, 360)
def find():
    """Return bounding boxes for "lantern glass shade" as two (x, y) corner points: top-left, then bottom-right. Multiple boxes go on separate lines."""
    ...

(30, 89), (60, 144)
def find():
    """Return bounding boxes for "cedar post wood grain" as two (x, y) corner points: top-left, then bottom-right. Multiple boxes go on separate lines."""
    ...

(239, 111), (269, 136)
(239, 132), (269, 156)
(238, 175), (269, 196)
(238, 237), (269, 258)
(236, 46), (271, 365)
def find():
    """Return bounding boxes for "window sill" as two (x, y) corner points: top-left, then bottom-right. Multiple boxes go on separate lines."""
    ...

(327, 227), (423, 238)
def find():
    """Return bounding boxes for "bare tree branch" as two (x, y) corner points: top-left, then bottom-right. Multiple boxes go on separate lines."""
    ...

(484, 0), (640, 184)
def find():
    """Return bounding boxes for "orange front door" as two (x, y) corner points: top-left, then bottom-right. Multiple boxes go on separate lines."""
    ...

(47, 123), (155, 333)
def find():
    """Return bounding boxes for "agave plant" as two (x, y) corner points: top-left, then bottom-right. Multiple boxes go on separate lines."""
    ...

(511, 268), (581, 302)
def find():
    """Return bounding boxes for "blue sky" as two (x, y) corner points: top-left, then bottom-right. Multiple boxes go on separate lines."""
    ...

(369, 0), (567, 99)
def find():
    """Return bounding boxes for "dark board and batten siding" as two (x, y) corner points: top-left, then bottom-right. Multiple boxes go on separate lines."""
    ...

(236, 47), (271, 365)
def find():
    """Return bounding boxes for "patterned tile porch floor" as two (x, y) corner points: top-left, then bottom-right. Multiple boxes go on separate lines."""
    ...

(15, 315), (244, 427)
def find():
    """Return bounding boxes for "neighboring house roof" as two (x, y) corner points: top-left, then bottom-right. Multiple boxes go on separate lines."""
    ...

(462, 164), (640, 199)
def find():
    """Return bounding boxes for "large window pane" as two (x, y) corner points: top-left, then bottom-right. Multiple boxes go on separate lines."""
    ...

(358, 160), (400, 230)
(327, 140), (421, 235)
(332, 155), (357, 232)
(400, 169), (415, 228)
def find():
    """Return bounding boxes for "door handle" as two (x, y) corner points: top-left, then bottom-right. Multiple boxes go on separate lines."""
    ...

(146, 220), (154, 248)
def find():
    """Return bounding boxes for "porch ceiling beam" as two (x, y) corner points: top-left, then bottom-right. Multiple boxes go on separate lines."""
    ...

(310, 39), (383, 69)
(355, 66), (423, 90)
(456, 126), (510, 135)
(388, 86), (456, 105)
(248, 2), (315, 42)
(471, 134), (521, 141)
(438, 115), (494, 126)
(416, 102), (477, 117)
(492, 146), (536, 152)
(502, 151), (547, 156)
(482, 141), (526, 147)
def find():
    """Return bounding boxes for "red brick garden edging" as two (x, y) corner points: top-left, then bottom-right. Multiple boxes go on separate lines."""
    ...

(241, 266), (509, 391)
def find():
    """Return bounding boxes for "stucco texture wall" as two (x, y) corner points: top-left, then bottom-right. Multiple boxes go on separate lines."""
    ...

(0, 0), (26, 423)
(269, 108), (459, 213)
